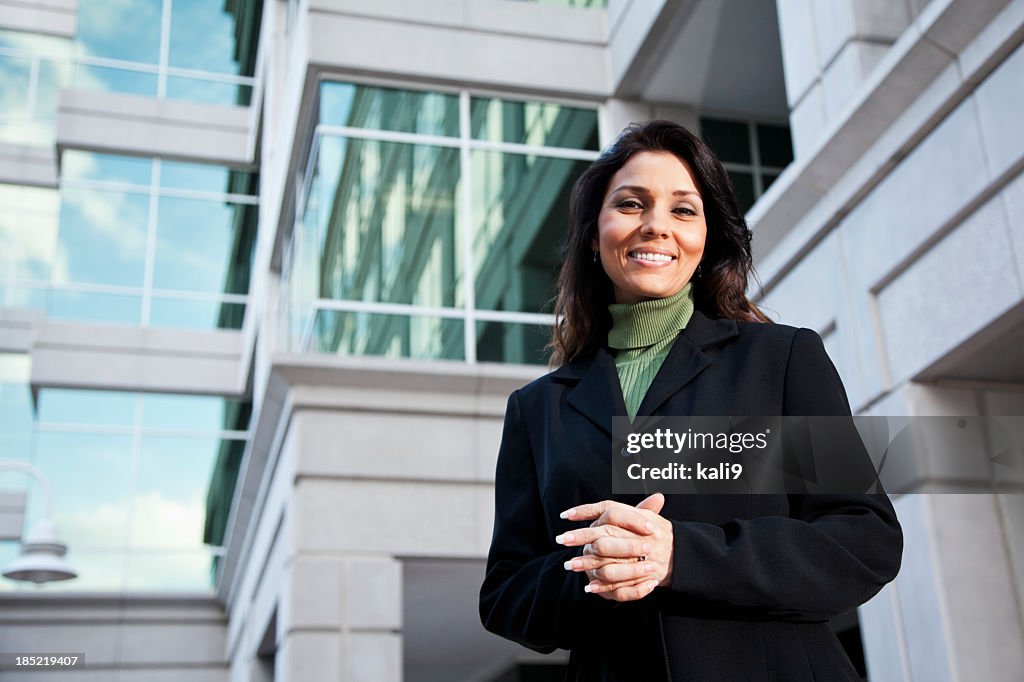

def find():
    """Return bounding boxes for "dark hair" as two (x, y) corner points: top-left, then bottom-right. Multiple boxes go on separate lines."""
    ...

(550, 119), (770, 366)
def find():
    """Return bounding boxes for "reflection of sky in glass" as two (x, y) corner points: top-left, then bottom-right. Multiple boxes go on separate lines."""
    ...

(76, 0), (162, 64)
(56, 188), (148, 286)
(0, 55), (31, 118)
(62, 151), (153, 185)
(160, 160), (232, 193)
(38, 389), (136, 426)
(0, 184), (60, 281)
(153, 196), (239, 293)
(167, 76), (248, 107)
(0, 354), (33, 462)
(149, 299), (246, 331)
(3, 388), (250, 592)
(168, 0), (242, 74)
(46, 290), (143, 325)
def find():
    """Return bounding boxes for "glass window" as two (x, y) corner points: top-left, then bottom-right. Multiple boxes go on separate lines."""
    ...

(62, 151), (153, 185)
(166, 76), (251, 107)
(0, 184), (60, 281)
(0, 55), (31, 120)
(149, 298), (247, 331)
(471, 97), (599, 150)
(472, 152), (586, 313)
(153, 196), (246, 294)
(476, 320), (552, 365)
(168, 0), (242, 75)
(125, 550), (214, 590)
(728, 171), (755, 213)
(56, 188), (149, 287)
(142, 394), (248, 432)
(76, 0), (163, 65)
(37, 388), (137, 427)
(0, 354), (33, 466)
(160, 160), (240, 194)
(45, 289), (143, 325)
(757, 123), (794, 168)
(319, 82), (459, 137)
(311, 310), (464, 360)
(701, 119), (751, 164)
(307, 136), (461, 306)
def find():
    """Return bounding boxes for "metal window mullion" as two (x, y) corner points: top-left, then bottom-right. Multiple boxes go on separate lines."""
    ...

(158, 0), (172, 98)
(459, 90), (477, 363)
(315, 124), (462, 150)
(311, 297), (466, 320)
(61, 178), (258, 204)
(467, 139), (599, 161)
(473, 309), (556, 325)
(748, 121), (763, 198)
(26, 54), (40, 123)
(141, 160), (161, 325)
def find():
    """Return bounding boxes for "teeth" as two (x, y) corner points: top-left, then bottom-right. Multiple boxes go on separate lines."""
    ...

(631, 252), (674, 262)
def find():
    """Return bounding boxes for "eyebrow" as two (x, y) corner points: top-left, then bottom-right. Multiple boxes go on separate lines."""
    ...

(609, 184), (702, 200)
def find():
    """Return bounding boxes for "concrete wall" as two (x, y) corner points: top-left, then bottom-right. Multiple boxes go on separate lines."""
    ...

(0, 594), (228, 682)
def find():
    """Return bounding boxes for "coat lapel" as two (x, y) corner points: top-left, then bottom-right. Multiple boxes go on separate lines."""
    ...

(634, 310), (738, 418)
(559, 310), (740, 435)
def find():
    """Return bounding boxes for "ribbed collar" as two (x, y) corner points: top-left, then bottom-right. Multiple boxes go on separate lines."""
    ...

(607, 283), (695, 351)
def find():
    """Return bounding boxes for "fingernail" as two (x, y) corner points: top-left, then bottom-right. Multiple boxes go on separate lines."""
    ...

(647, 581), (658, 590)
(555, 532), (574, 544)
(584, 584), (593, 593)
(563, 560), (573, 570)
(560, 508), (575, 519)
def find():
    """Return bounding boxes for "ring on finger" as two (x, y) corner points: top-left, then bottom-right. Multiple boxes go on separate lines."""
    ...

(636, 555), (647, 562)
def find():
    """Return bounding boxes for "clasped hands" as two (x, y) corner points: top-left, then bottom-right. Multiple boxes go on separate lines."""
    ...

(556, 492), (673, 602)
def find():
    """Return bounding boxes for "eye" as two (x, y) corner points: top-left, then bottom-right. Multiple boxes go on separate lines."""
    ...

(673, 206), (697, 217)
(616, 199), (643, 210)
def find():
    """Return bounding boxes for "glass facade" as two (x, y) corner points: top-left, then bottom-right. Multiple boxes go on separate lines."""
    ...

(1, 153), (258, 330)
(0, 0), (262, 149)
(0, 357), (250, 593)
(289, 81), (600, 365)
(700, 117), (793, 213)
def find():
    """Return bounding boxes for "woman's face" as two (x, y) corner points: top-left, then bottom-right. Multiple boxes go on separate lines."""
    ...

(593, 151), (707, 304)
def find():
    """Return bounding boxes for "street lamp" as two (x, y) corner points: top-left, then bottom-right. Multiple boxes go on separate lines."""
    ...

(0, 461), (77, 584)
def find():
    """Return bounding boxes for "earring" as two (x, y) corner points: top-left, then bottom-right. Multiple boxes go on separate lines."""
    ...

(592, 251), (599, 264)
(695, 264), (703, 279)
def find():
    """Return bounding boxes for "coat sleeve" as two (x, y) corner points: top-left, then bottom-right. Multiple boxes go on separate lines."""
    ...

(479, 390), (613, 652)
(666, 327), (903, 619)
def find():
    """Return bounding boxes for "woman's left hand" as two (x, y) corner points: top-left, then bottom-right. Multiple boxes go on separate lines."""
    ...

(557, 493), (674, 601)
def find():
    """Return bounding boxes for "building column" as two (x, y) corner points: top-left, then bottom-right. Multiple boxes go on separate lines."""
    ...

(277, 554), (403, 682)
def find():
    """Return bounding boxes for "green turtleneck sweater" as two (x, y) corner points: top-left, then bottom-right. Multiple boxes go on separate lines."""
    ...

(608, 283), (695, 419)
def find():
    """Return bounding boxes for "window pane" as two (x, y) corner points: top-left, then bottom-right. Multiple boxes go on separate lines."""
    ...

(701, 118), (751, 164)
(319, 82), (459, 137)
(0, 55), (31, 119)
(310, 310), (464, 360)
(166, 76), (251, 107)
(728, 171), (755, 213)
(62, 151), (153, 185)
(35, 431), (134, 548)
(0, 354), (33, 464)
(0, 184), (60, 281)
(763, 172), (780, 192)
(757, 124), (793, 168)
(126, 550), (214, 590)
(153, 196), (250, 294)
(46, 289), (143, 325)
(471, 97), (599, 150)
(160, 160), (253, 195)
(168, 0), (243, 75)
(77, 0), (162, 64)
(142, 394), (248, 432)
(472, 151), (586, 313)
(22, 550), (128, 592)
(149, 298), (247, 331)
(476, 320), (551, 365)
(133, 436), (222, 549)
(72, 63), (158, 98)
(37, 388), (136, 427)
(308, 136), (460, 306)
(57, 188), (148, 287)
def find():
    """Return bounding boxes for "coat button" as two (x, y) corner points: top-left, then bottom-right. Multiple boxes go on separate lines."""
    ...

(620, 446), (631, 457)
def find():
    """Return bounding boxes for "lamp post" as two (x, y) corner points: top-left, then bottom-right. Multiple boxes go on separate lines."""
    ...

(0, 461), (77, 584)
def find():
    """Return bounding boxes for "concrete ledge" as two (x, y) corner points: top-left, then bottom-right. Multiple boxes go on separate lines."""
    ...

(56, 90), (253, 168)
(0, 143), (58, 188)
(0, 307), (41, 353)
(29, 318), (246, 397)
(749, 0), (1015, 277)
(0, 0), (76, 38)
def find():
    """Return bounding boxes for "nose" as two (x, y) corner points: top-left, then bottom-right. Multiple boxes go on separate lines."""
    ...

(640, 211), (670, 239)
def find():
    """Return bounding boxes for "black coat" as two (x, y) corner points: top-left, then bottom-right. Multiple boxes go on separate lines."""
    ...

(479, 310), (903, 681)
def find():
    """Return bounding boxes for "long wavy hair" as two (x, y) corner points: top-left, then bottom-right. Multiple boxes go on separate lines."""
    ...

(550, 119), (770, 366)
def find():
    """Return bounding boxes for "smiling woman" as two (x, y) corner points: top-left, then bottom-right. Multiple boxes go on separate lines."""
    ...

(480, 121), (903, 680)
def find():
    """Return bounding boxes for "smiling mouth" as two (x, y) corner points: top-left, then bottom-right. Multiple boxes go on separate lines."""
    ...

(628, 250), (676, 263)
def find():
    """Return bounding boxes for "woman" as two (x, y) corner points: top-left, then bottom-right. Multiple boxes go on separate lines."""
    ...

(479, 120), (902, 680)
